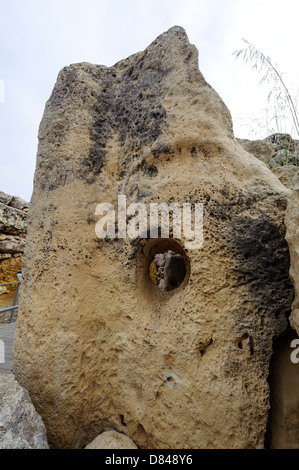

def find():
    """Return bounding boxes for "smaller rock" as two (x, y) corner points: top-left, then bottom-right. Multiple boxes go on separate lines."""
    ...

(151, 250), (186, 291)
(0, 191), (13, 206)
(0, 286), (9, 295)
(0, 202), (28, 235)
(0, 253), (11, 260)
(85, 430), (138, 449)
(154, 253), (165, 267)
(9, 196), (29, 211)
(294, 176), (299, 191)
(237, 138), (274, 165)
(271, 165), (299, 190)
(0, 235), (26, 254)
(265, 133), (295, 152)
(270, 150), (299, 167)
(0, 374), (49, 449)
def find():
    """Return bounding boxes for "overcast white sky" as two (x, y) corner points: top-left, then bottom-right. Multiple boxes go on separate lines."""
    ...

(1, 0), (298, 201)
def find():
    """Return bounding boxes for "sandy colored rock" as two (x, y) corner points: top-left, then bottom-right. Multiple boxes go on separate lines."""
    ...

(0, 374), (49, 449)
(0, 191), (13, 206)
(9, 196), (29, 211)
(0, 234), (26, 253)
(0, 253), (11, 260)
(285, 180), (299, 335)
(0, 191), (28, 283)
(237, 138), (274, 165)
(0, 202), (27, 235)
(85, 430), (137, 449)
(265, 133), (298, 155)
(271, 165), (299, 190)
(0, 285), (9, 295)
(0, 255), (23, 283)
(13, 26), (293, 449)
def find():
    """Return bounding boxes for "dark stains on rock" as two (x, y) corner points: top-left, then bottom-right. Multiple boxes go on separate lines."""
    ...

(231, 212), (293, 329)
(83, 69), (118, 183)
(186, 185), (293, 337)
(48, 67), (77, 109)
(83, 51), (169, 183)
(115, 60), (168, 146)
(82, 148), (106, 184)
(145, 164), (158, 177)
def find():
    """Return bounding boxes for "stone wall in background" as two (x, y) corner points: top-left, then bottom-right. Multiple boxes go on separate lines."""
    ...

(237, 133), (299, 190)
(0, 191), (28, 284)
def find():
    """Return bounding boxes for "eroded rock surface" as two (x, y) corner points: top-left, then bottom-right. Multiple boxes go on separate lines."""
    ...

(236, 138), (274, 165)
(238, 134), (299, 190)
(285, 179), (299, 335)
(0, 374), (49, 449)
(13, 26), (294, 449)
(237, 133), (299, 169)
(271, 166), (299, 190)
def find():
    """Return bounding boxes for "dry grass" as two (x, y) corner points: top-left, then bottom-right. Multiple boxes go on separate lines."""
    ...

(233, 39), (299, 139)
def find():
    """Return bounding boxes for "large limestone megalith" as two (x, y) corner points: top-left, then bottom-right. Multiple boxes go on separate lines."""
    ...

(13, 26), (294, 449)
(285, 179), (299, 335)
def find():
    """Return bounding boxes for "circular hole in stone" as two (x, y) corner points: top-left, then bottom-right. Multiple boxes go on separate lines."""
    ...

(163, 371), (179, 387)
(148, 241), (187, 292)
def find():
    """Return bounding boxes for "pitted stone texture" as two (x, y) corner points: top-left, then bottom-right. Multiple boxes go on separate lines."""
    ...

(0, 234), (26, 253)
(285, 182), (299, 335)
(0, 202), (28, 236)
(272, 166), (299, 190)
(13, 26), (293, 449)
(0, 374), (49, 449)
(237, 134), (299, 175)
(237, 138), (274, 165)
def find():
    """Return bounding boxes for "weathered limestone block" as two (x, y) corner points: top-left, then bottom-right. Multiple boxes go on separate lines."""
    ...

(13, 26), (293, 449)
(0, 234), (26, 253)
(265, 133), (298, 155)
(85, 430), (138, 449)
(237, 134), (299, 176)
(0, 191), (13, 206)
(0, 191), (28, 282)
(237, 138), (274, 165)
(9, 196), (29, 211)
(0, 374), (49, 449)
(285, 179), (299, 335)
(0, 253), (11, 260)
(0, 202), (28, 235)
(272, 165), (299, 190)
